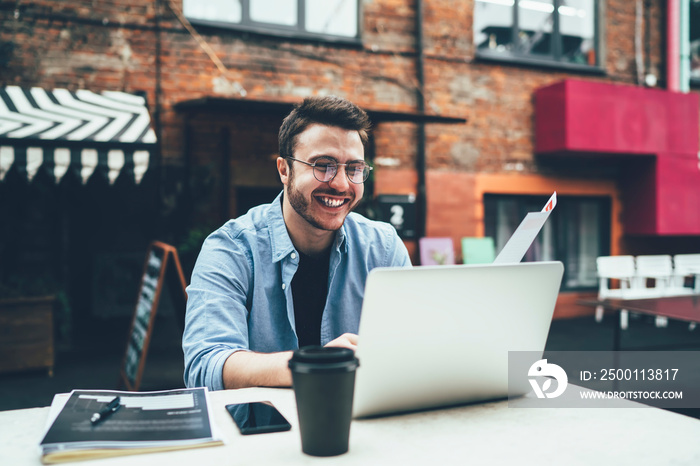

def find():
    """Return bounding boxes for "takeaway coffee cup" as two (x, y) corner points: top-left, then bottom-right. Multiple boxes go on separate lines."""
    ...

(288, 346), (359, 456)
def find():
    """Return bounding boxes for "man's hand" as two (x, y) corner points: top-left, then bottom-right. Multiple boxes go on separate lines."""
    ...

(325, 333), (358, 352)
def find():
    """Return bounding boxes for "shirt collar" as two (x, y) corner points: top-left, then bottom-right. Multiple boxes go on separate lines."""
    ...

(335, 222), (348, 253)
(268, 192), (296, 263)
(267, 191), (349, 261)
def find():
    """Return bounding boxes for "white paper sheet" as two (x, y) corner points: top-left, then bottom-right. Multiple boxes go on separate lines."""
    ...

(493, 192), (557, 264)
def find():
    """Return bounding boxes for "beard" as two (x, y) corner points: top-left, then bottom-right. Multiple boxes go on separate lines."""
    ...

(286, 168), (358, 231)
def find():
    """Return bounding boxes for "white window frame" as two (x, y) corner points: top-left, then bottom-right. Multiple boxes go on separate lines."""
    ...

(182, 0), (362, 44)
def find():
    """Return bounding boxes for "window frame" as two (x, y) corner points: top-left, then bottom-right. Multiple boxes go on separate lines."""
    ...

(474, 0), (604, 74)
(182, 0), (363, 45)
(689, 0), (700, 87)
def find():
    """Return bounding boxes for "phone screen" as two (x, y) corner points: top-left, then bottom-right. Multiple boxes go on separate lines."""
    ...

(225, 402), (292, 435)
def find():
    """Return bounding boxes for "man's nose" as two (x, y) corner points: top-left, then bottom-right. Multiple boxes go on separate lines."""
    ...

(328, 165), (351, 190)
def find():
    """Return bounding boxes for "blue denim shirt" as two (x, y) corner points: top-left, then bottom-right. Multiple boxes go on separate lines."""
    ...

(183, 192), (411, 390)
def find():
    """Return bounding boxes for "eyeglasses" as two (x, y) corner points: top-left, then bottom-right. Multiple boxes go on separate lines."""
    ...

(285, 156), (373, 184)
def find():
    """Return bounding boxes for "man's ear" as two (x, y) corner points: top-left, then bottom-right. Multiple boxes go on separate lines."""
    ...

(277, 157), (289, 186)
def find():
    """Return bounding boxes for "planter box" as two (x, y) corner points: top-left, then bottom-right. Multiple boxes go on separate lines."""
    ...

(0, 296), (55, 376)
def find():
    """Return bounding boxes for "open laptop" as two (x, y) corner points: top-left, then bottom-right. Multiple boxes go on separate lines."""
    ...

(352, 261), (564, 418)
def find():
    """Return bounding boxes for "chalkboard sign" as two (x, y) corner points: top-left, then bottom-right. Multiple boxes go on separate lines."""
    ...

(377, 194), (417, 239)
(120, 241), (187, 391)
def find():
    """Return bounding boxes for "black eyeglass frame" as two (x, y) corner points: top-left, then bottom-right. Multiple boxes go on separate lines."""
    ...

(285, 156), (373, 184)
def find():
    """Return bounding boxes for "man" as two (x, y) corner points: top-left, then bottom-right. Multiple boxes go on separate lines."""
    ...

(183, 96), (411, 391)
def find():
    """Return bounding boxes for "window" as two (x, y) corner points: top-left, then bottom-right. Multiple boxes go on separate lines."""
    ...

(690, 0), (700, 83)
(183, 0), (360, 43)
(484, 194), (610, 291)
(474, 0), (599, 70)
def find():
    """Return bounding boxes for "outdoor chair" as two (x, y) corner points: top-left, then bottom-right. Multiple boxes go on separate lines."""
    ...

(672, 254), (700, 294)
(461, 237), (495, 265)
(673, 253), (700, 330)
(633, 255), (676, 327)
(419, 237), (455, 266)
(595, 255), (635, 328)
(633, 255), (674, 295)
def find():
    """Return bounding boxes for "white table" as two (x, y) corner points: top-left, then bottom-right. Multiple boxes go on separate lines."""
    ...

(2, 387), (700, 465)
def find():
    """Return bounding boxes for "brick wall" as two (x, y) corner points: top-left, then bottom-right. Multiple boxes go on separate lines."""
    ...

(2, 1), (667, 176)
(0, 0), (681, 319)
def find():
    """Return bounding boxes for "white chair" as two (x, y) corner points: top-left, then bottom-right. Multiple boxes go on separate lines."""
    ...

(672, 254), (700, 294)
(633, 255), (673, 297)
(633, 255), (675, 327)
(596, 255), (636, 326)
(673, 254), (700, 330)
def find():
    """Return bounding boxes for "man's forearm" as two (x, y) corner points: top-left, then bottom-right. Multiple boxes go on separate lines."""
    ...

(222, 350), (294, 389)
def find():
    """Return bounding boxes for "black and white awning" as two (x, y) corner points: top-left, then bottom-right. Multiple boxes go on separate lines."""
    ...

(0, 86), (156, 184)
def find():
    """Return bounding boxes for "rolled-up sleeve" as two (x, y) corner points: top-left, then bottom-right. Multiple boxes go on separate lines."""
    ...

(183, 228), (252, 391)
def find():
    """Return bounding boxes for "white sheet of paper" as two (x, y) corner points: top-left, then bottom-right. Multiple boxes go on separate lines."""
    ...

(492, 192), (557, 264)
(41, 393), (70, 440)
(542, 192), (557, 212)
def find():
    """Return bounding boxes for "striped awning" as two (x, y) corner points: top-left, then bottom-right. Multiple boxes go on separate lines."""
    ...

(0, 86), (156, 184)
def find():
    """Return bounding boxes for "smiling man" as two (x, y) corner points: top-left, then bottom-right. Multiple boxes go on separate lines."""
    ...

(183, 96), (411, 391)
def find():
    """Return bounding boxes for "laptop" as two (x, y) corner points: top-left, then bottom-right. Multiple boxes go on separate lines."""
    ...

(352, 261), (564, 418)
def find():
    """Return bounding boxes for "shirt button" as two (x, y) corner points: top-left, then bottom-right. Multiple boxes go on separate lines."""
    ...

(282, 283), (286, 290)
(291, 253), (297, 260)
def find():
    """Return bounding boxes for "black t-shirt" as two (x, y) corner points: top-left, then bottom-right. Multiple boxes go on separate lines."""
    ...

(291, 249), (331, 348)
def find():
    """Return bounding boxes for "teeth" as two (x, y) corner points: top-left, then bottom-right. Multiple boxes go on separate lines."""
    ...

(320, 197), (344, 207)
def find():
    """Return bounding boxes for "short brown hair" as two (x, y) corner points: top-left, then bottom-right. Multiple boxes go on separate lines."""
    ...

(278, 96), (371, 162)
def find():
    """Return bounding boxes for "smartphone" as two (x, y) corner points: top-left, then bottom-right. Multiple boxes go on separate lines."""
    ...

(225, 402), (292, 435)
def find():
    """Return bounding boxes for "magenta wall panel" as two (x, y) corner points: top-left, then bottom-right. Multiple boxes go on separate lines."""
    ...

(535, 79), (700, 235)
(655, 154), (700, 235)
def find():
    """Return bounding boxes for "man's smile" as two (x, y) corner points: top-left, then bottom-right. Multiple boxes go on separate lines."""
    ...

(316, 195), (350, 208)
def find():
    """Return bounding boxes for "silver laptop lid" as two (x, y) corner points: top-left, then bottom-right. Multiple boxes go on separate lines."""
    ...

(353, 261), (564, 418)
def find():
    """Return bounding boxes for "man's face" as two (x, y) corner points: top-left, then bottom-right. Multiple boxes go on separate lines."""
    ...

(280, 124), (365, 232)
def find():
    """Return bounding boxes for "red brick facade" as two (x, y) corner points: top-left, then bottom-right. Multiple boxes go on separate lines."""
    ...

(1, 2), (665, 166)
(0, 1), (692, 319)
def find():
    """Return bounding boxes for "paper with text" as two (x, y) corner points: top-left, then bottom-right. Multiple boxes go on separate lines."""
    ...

(39, 387), (224, 464)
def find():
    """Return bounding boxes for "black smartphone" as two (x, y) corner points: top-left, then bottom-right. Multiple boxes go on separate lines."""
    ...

(225, 402), (292, 435)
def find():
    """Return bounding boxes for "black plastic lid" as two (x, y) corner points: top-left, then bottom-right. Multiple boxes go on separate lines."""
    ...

(289, 346), (359, 373)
